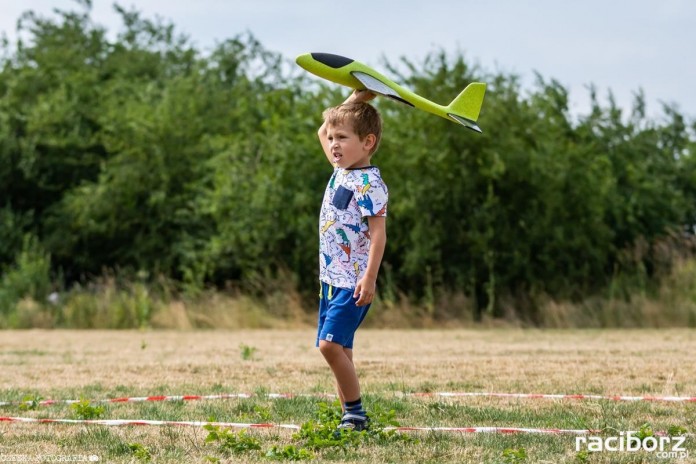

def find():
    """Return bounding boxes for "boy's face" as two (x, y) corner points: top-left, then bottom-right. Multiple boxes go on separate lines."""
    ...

(326, 122), (375, 169)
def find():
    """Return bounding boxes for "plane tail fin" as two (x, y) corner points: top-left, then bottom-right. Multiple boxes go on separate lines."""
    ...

(446, 82), (486, 133)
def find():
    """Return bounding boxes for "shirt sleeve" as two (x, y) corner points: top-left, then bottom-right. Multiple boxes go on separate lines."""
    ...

(356, 175), (388, 218)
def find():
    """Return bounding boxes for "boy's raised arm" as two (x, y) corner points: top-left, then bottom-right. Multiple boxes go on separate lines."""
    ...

(317, 120), (334, 165)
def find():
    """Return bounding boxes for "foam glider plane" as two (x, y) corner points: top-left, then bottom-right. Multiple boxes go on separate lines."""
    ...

(296, 52), (486, 133)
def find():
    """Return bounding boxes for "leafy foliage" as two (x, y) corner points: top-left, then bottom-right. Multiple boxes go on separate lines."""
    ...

(0, 234), (52, 323)
(203, 401), (415, 462)
(204, 424), (262, 456)
(500, 447), (528, 464)
(127, 442), (152, 462)
(18, 394), (43, 411)
(1, 3), (695, 322)
(503, 448), (527, 464)
(71, 398), (105, 419)
(240, 343), (258, 361)
(265, 444), (314, 461)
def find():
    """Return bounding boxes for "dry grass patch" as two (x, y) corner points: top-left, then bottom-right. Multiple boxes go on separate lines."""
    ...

(0, 329), (694, 463)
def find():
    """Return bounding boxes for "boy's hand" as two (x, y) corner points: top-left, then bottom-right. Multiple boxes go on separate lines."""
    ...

(346, 89), (376, 104)
(354, 276), (376, 306)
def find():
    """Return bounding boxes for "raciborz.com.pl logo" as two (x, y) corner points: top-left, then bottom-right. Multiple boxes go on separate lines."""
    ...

(576, 432), (689, 459)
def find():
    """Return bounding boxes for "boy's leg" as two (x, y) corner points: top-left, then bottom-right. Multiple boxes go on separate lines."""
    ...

(321, 342), (368, 431)
(335, 347), (353, 411)
(319, 341), (360, 402)
(316, 285), (370, 430)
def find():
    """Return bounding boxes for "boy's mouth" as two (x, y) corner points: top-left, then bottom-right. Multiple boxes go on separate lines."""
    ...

(332, 153), (342, 163)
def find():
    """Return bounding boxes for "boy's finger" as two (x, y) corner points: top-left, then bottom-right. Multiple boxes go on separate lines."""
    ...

(356, 291), (372, 306)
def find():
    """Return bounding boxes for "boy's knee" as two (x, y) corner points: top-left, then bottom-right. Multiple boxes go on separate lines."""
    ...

(319, 340), (344, 359)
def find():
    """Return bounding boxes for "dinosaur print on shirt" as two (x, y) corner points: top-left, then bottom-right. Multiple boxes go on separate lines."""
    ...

(319, 166), (388, 289)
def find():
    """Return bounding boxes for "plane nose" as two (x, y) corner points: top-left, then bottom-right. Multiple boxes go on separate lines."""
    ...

(295, 53), (312, 68)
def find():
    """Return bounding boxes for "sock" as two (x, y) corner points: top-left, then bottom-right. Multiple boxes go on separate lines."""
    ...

(344, 398), (366, 419)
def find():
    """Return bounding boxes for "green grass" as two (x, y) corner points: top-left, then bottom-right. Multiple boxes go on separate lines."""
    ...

(0, 389), (693, 463)
(1, 328), (694, 462)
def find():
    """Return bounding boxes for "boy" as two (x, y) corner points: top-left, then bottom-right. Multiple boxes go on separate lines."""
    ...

(316, 90), (388, 432)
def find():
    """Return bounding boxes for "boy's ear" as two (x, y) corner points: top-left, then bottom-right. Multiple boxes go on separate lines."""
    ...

(362, 133), (377, 152)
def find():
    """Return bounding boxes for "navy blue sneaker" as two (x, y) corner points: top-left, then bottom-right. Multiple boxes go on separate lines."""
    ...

(336, 413), (370, 432)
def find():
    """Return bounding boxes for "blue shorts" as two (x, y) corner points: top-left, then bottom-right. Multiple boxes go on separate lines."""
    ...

(316, 282), (371, 349)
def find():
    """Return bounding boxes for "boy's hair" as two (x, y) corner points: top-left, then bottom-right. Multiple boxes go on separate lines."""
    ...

(322, 102), (382, 155)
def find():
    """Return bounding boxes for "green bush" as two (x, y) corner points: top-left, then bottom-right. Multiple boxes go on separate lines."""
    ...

(1, 3), (695, 323)
(0, 235), (53, 327)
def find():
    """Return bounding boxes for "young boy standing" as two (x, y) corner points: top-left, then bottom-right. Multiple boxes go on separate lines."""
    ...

(316, 90), (388, 432)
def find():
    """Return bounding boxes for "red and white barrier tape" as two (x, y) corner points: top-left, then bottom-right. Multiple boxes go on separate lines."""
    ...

(0, 393), (333, 407)
(2, 391), (694, 408)
(0, 416), (298, 430)
(412, 392), (696, 402)
(392, 426), (602, 435)
(0, 416), (601, 435)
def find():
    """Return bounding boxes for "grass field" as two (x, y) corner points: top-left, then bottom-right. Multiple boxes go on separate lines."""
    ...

(0, 329), (694, 463)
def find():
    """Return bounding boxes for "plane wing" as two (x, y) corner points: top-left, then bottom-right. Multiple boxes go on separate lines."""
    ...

(351, 72), (414, 107)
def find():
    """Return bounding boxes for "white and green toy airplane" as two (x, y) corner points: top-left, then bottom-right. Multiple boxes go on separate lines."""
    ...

(296, 52), (486, 133)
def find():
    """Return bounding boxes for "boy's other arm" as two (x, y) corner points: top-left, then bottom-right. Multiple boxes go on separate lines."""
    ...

(354, 215), (386, 306)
